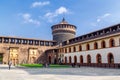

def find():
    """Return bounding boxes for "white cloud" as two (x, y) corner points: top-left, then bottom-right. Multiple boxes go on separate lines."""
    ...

(19, 13), (40, 26)
(31, 1), (50, 8)
(44, 6), (69, 22)
(97, 13), (111, 22)
(91, 13), (111, 26)
(22, 13), (31, 21)
(55, 7), (68, 14)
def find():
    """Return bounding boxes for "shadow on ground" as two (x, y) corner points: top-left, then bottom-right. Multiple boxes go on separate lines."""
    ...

(15, 66), (120, 76)
(0, 65), (16, 70)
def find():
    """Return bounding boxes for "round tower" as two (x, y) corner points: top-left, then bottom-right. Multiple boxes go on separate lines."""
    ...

(51, 18), (77, 43)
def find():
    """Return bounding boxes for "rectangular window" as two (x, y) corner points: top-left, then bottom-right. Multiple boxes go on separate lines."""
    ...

(29, 40), (33, 45)
(49, 42), (53, 46)
(10, 38), (15, 44)
(40, 41), (44, 46)
(16, 39), (21, 44)
(45, 42), (49, 46)
(4, 38), (9, 43)
(35, 40), (39, 45)
(22, 39), (28, 44)
(0, 37), (2, 43)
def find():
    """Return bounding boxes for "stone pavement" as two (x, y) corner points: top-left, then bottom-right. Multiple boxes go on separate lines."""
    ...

(0, 64), (120, 80)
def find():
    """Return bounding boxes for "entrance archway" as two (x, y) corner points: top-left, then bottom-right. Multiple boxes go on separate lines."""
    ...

(96, 54), (102, 63)
(69, 56), (71, 64)
(87, 54), (91, 63)
(107, 53), (114, 64)
(65, 57), (67, 64)
(74, 56), (77, 64)
(0, 54), (3, 64)
(48, 56), (51, 64)
(80, 55), (83, 64)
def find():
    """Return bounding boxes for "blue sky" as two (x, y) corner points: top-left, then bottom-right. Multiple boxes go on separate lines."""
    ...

(0, 0), (120, 40)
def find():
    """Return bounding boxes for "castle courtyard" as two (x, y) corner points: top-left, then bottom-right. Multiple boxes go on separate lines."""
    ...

(0, 64), (120, 80)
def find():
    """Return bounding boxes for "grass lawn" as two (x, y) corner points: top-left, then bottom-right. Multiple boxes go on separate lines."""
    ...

(50, 64), (70, 68)
(20, 64), (43, 68)
(20, 64), (70, 68)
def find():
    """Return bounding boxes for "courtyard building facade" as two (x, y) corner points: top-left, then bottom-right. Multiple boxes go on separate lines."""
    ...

(56, 23), (120, 68)
(1, 18), (120, 68)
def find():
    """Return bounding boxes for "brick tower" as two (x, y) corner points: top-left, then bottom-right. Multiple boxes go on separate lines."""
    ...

(51, 18), (76, 44)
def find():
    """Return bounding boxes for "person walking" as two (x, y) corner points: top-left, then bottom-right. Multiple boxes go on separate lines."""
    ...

(8, 60), (12, 70)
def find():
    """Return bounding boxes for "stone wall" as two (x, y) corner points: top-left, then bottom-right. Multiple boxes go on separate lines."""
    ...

(0, 43), (55, 65)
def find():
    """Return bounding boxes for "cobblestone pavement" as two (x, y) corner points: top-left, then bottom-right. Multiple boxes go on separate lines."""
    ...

(0, 64), (120, 80)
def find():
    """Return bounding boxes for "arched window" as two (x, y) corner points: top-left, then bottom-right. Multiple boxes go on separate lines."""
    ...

(80, 55), (83, 64)
(65, 57), (67, 64)
(59, 49), (61, 53)
(65, 48), (67, 53)
(96, 54), (102, 63)
(94, 42), (98, 49)
(60, 48), (63, 53)
(48, 56), (51, 64)
(86, 44), (90, 50)
(79, 45), (82, 51)
(69, 47), (71, 53)
(87, 54), (91, 63)
(101, 40), (106, 48)
(73, 46), (76, 52)
(62, 48), (64, 53)
(69, 56), (71, 64)
(74, 56), (77, 64)
(109, 39), (115, 47)
(107, 53), (114, 64)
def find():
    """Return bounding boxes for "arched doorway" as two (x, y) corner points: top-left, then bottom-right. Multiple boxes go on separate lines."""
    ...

(80, 55), (83, 64)
(0, 54), (3, 64)
(74, 56), (77, 64)
(48, 56), (51, 64)
(107, 53), (114, 64)
(69, 56), (71, 64)
(65, 57), (67, 64)
(87, 54), (91, 63)
(96, 54), (102, 63)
